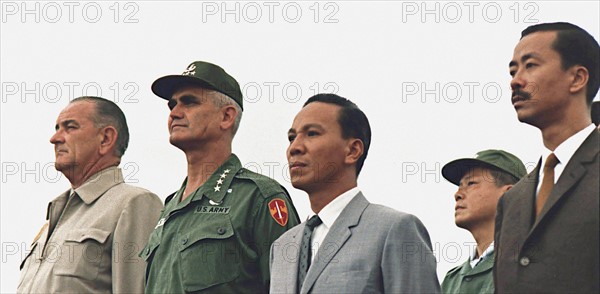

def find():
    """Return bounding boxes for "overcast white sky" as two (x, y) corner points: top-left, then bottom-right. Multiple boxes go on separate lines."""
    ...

(1, 1), (599, 291)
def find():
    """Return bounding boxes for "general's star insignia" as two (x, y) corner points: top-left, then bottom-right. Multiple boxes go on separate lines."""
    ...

(217, 179), (224, 185)
(214, 186), (221, 192)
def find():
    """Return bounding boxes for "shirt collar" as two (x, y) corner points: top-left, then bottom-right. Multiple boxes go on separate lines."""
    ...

(176, 154), (242, 204)
(469, 241), (494, 268)
(540, 124), (596, 176)
(74, 166), (123, 204)
(313, 187), (360, 229)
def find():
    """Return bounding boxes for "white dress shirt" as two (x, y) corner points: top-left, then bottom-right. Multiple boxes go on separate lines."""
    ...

(537, 124), (596, 195)
(309, 187), (360, 262)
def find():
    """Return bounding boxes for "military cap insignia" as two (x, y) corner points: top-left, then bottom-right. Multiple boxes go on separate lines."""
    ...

(182, 63), (196, 76)
(268, 198), (289, 226)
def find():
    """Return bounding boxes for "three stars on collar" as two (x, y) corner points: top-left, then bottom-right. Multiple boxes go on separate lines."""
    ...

(214, 169), (231, 192)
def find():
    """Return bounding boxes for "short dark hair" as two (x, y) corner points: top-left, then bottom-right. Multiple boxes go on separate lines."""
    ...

(303, 94), (371, 176)
(490, 168), (520, 187)
(522, 22), (600, 104)
(592, 101), (600, 126)
(71, 96), (130, 157)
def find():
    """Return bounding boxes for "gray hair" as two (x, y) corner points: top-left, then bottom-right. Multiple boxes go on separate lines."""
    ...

(70, 96), (129, 157)
(210, 91), (242, 136)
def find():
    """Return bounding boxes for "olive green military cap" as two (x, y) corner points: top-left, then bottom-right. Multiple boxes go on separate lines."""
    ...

(442, 149), (527, 186)
(152, 61), (244, 110)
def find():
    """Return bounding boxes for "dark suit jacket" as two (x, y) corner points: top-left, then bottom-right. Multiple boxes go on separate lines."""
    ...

(494, 129), (599, 293)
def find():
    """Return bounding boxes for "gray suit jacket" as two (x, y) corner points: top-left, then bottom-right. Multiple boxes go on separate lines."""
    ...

(494, 129), (599, 293)
(270, 193), (440, 294)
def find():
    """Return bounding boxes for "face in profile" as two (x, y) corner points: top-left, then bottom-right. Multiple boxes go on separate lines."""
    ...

(49, 101), (102, 174)
(509, 31), (575, 128)
(287, 102), (351, 193)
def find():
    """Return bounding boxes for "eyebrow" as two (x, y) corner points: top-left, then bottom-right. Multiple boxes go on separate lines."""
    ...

(509, 53), (536, 67)
(288, 123), (324, 134)
(55, 119), (78, 130)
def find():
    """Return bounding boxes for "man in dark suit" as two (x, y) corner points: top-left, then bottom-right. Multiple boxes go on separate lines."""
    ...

(270, 94), (440, 293)
(495, 22), (599, 293)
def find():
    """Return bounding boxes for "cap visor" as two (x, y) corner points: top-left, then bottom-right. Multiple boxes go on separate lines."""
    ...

(441, 158), (499, 186)
(151, 75), (216, 100)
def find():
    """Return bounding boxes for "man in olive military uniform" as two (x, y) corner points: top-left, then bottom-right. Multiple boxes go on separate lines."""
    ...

(440, 150), (526, 293)
(141, 61), (300, 293)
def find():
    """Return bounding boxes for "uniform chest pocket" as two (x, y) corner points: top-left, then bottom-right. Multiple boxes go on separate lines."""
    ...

(179, 214), (239, 292)
(54, 228), (111, 281)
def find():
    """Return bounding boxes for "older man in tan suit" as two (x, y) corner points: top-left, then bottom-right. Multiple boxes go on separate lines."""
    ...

(17, 96), (163, 293)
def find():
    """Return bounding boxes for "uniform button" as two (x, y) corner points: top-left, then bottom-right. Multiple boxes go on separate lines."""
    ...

(181, 237), (188, 245)
(217, 227), (226, 235)
(520, 257), (530, 266)
(145, 248), (150, 255)
(464, 277), (472, 282)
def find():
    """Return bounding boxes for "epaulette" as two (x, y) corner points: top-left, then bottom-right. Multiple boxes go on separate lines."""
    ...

(235, 168), (287, 198)
(164, 191), (177, 205)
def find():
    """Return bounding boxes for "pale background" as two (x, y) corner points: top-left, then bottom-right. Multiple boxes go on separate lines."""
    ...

(1, 1), (599, 291)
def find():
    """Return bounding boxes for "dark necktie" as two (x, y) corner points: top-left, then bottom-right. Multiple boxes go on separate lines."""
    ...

(297, 215), (322, 292)
(536, 153), (559, 217)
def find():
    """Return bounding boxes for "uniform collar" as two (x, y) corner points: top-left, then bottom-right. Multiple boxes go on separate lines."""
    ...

(469, 242), (494, 268)
(187, 154), (242, 204)
(74, 166), (123, 204)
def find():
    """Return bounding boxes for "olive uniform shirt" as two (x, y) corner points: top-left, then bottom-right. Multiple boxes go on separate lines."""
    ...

(142, 154), (300, 293)
(17, 166), (163, 293)
(441, 252), (494, 294)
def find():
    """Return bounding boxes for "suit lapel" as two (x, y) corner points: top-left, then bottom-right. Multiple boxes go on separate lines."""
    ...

(301, 193), (369, 294)
(532, 130), (599, 230)
(510, 163), (539, 236)
(286, 224), (304, 293)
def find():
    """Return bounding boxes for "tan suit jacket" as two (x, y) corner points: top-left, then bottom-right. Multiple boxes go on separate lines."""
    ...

(494, 130), (599, 293)
(17, 166), (163, 293)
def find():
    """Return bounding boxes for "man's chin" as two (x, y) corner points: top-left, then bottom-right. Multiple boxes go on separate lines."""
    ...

(54, 162), (75, 173)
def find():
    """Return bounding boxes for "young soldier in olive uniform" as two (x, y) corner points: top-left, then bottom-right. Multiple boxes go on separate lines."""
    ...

(141, 61), (300, 293)
(440, 150), (526, 294)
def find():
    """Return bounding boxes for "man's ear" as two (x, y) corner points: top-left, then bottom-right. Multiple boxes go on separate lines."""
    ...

(502, 184), (514, 194)
(569, 65), (589, 95)
(220, 105), (237, 131)
(345, 139), (364, 165)
(99, 126), (118, 156)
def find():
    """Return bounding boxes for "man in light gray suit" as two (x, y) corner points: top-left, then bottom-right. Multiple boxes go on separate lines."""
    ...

(270, 94), (440, 293)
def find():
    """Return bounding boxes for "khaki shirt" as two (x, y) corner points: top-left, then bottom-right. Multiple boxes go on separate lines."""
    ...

(142, 154), (300, 293)
(17, 166), (163, 293)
